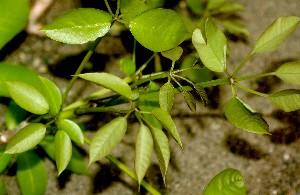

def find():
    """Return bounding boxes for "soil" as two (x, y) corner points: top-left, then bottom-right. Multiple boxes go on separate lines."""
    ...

(1, 0), (300, 194)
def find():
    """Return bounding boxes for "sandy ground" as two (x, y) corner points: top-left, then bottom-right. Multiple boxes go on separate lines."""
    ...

(1, 0), (300, 194)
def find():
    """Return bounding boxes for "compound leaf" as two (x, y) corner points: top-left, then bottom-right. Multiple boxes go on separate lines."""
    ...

(89, 117), (127, 164)
(5, 81), (49, 115)
(5, 123), (46, 154)
(129, 8), (188, 52)
(159, 82), (174, 113)
(16, 150), (47, 195)
(41, 8), (112, 44)
(152, 108), (182, 148)
(253, 16), (300, 53)
(203, 168), (246, 195)
(183, 91), (196, 112)
(0, 63), (42, 97)
(224, 97), (270, 134)
(39, 77), (62, 115)
(192, 18), (227, 72)
(269, 89), (300, 112)
(55, 130), (72, 176)
(0, 0), (29, 49)
(78, 73), (132, 99)
(56, 119), (84, 144)
(274, 61), (300, 86)
(135, 123), (153, 187)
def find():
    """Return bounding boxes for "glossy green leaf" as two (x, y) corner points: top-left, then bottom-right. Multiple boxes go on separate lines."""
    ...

(39, 77), (62, 115)
(0, 146), (12, 174)
(150, 126), (170, 184)
(5, 101), (27, 129)
(39, 135), (88, 175)
(269, 89), (300, 112)
(120, 0), (164, 21)
(221, 20), (250, 39)
(159, 82), (174, 113)
(225, 97), (270, 134)
(161, 46), (183, 62)
(192, 18), (227, 72)
(274, 61), (300, 85)
(207, 0), (226, 10)
(118, 57), (136, 76)
(41, 8), (112, 44)
(152, 108), (182, 147)
(78, 73), (132, 99)
(0, 63), (43, 97)
(135, 123), (153, 186)
(183, 91), (196, 112)
(129, 8), (188, 52)
(253, 16), (300, 53)
(55, 130), (72, 175)
(56, 119), (84, 144)
(89, 117), (127, 164)
(186, 0), (205, 15)
(203, 168), (246, 195)
(16, 150), (47, 195)
(5, 81), (49, 115)
(5, 123), (46, 154)
(0, 0), (29, 49)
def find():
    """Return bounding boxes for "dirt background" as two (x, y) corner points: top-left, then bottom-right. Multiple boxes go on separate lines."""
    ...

(1, 0), (300, 194)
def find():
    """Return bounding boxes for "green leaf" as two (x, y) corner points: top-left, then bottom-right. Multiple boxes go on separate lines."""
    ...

(207, 0), (226, 10)
(39, 135), (88, 175)
(203, 168), (246, 195)
(0, 63), (43, 97)
(39, 77), (62, 115)
(186, 0), (205, 15)
(253, 16), (300, 53)
(152, 108), (182, 147)
(5, 123), (46, 154)
(194, 85), (209, 106)
(192, 18), (227, 72)
(118, 57), (136, 76)
(78, 73), (132, 99)
(5, 101), (27, 129)
(16, 150), (47, 195)
(129, 8), (188, 52)
(221, 20), (250, 39)
(89, 117), (127, 164)
(149, 126), (170, 184)
(0, 146), (12, 174)
(274, 61), (300, 85)
(55, 130), (72, 175)
(161, 46), (183, 61)
(224, 97), (270, 134)
(217, 2), (244, 14)
(5, 81), (49, 115)
(120, 0), (164, 21)
(159, 82), (174, 113)
(0, 179), (6, 195)
(183, 91), (196, 112)
(135, 123), (153, 186)
(41, 8), (112, 44)
(56, 119), (84, 144)
(0, 0), (29, 49)
(269, 89), (300, 112)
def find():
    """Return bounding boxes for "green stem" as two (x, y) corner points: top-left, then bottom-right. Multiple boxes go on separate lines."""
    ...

(104, 0), (114, 16)
(232, 51), (255, 78)
(196, 78), (230, 88)
(172, 74), (195, 86)
(235, 72), (275, 82)
(115, 0), (120, 17)
(75, 107), (132, 115)
(131, 71), (169, 89)
(84, 137), (161, 195)
(234, 82), (269, 97)
(61, 38), (102, 107)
